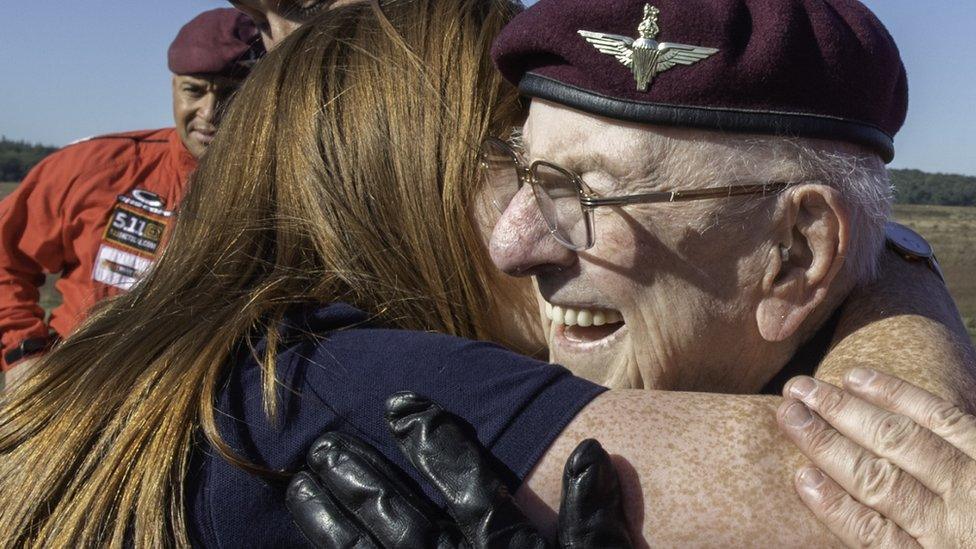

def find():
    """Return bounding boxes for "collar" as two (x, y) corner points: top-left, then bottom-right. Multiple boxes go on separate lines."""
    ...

(167, 128), (199, 185)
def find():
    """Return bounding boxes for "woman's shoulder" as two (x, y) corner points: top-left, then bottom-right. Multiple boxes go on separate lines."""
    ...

(204, 302), (597, 476)
(246, 303), (550, 397)
(286, 302), (546, 370)
(187, 302), (603, 547)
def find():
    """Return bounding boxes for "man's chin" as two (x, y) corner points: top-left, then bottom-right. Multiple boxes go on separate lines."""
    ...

(185, 140), (209, 159)
(548, 322), (631, 386)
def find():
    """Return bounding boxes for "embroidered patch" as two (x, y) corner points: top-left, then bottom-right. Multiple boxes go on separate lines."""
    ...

(92, 244), (154, 290)
(102, 189), (173, 257)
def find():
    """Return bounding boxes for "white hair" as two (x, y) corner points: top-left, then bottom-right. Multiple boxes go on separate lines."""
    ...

(667, 134), (893, 286)
(783, 140), (892, 285)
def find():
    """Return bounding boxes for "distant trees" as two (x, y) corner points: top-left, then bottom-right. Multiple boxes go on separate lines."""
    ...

(0, 137), (57, 182)
(890, 169), (976, 207)
(2, 137), (975, 206)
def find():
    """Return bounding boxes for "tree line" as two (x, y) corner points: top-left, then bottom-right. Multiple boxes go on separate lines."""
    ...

(2, 138), (975, 206)
(889, 169), (976, 207)
(0, 138), (57, 183)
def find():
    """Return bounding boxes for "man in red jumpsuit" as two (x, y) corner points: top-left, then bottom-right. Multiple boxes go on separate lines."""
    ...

(0, 9), (264, 381)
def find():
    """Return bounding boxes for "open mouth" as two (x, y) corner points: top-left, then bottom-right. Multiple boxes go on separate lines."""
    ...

(545, 302), (625, 345)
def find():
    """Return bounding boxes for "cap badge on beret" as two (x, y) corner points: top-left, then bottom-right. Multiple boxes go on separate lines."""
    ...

(578, 4), (718, 92)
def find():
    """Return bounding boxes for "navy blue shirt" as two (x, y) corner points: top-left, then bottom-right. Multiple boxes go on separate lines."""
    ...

(186, 303), (605, 547)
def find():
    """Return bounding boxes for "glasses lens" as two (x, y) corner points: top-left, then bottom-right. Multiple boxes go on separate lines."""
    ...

(479, 139), (521, 213)
(531, 163), (590, 250)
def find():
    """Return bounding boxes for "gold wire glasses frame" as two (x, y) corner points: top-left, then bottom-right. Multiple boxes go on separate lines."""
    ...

(479, 137), (792, 251)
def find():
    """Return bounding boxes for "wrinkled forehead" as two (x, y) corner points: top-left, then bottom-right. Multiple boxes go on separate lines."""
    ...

(523, 99), (809, 184)
(524, 100), (665, 166)
(523, 100), (714, 183)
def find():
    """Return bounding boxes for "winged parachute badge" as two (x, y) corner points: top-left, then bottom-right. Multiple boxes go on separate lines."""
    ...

(578, 4), (719, 92)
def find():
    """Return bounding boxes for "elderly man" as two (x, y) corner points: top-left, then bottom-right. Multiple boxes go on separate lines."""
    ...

(487, 0), (915, 394)
(281, 0), (976, 546)
(0, 9), (263, 381)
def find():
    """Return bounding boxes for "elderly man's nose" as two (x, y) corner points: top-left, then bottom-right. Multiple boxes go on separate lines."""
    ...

(489, 186), (575, 277)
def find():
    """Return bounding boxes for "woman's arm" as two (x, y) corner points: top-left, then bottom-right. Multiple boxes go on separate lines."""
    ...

(815, 248), (976, 408)
(518, 390), (835, 546)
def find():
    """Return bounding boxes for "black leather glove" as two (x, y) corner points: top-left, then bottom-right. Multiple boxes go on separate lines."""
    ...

(285, 392), (633, 548)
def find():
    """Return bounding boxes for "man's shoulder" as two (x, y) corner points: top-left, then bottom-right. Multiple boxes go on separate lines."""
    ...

(58, 128), (175, 161)
(28, 128), (177, 185)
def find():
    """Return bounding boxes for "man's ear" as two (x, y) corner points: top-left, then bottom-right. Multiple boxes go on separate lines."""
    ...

(756, 185), (850, 342)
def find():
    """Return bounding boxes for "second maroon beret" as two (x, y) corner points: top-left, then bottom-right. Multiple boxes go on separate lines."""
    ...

(492, 0), (908, 162)
(168, 8), (265, 79)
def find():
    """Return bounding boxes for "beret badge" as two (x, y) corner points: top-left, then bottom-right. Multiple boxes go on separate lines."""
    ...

(578, 4), (719, 91)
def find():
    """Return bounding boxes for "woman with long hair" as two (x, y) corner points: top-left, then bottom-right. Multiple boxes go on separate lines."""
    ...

(2, 0), (972, 546)
(0, 2), (552, 545)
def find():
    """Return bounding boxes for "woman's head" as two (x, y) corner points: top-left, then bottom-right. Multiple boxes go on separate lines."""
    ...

(197, 0), (538, 350)
(0, 1), (535, 545)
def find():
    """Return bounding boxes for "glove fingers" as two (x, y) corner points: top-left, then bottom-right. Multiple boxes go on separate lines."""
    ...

(558, 439), (633, 549)
(308, 431), (446, 548)
(286, 471), (381, 549)
(385, 392), (546, 549)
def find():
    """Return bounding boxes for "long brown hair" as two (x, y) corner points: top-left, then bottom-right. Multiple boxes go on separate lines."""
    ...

(0, 1), (528, 545)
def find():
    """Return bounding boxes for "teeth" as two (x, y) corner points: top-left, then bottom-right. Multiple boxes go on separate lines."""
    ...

(552, 306), (564, 325)
(577, 310), (592, 327)
(564, 309), (577, 326)
(545, 304), (623, 328)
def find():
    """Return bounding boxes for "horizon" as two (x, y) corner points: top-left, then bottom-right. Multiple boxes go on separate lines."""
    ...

(2, 1), (975, 176)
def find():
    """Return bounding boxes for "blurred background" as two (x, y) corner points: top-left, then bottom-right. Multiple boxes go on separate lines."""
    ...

(1, 0), (974, 342)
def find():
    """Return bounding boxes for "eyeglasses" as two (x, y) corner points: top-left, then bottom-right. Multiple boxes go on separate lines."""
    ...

(479, 137), (792, 251)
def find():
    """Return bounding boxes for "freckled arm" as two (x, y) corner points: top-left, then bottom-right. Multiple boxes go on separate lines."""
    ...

(516, 390), (838, 547)
(815, 248), (976, 410)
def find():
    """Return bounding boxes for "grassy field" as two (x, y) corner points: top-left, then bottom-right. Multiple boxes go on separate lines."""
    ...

(893, 204), (976, 342)
(1, 182), (974, 344)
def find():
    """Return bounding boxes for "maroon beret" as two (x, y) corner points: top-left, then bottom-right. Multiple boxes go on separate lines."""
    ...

(168, 8), (265, 79)
(493, 0), (907, 162)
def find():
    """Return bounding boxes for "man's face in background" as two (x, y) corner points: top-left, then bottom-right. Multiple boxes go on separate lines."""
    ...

(172, 74), (242, 159)
(230, 0), (362, 48)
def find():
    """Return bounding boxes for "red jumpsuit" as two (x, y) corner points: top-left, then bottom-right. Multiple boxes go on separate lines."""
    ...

(0, 128), (197, 370)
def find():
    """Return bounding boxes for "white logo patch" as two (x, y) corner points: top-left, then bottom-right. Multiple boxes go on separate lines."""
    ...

(92, 244), (154, 290)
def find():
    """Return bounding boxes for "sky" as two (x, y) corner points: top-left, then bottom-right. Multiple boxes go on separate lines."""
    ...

(2, 1), (975, 175)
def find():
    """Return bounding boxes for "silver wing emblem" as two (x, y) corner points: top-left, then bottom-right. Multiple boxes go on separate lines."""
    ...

(577, 30), (635, 69)
(578, 4), (719, 92)
(655, 42), (720, 73)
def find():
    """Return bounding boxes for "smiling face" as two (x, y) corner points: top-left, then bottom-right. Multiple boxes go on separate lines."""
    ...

(230, 0), (362, 48)
(172, 74), (242, 159)
(488, 100), (807, 391)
